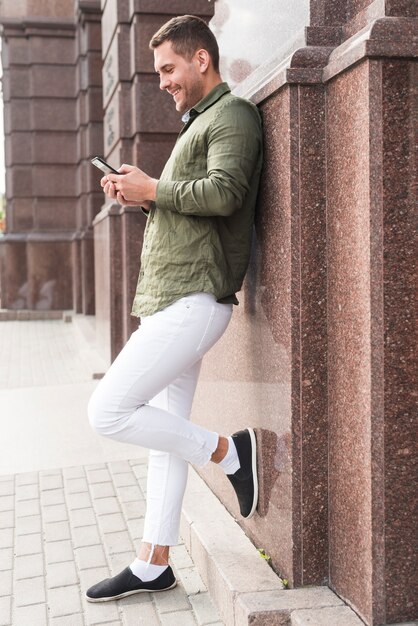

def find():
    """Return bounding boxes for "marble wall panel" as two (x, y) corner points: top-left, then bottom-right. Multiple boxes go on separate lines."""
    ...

(381, 58), (417, 624)
(8, 199), (34, 231)
(132, 76), (182, 134)
(31, 99), (77, 131)
(102, 24), (131, 107)
(129, 0), (214, 19)
(32, 132), (78, 163)
(31, 64), (76, 98)
(34, 198), (77, 231)
(103, 82), (133, 153)
(26, 241), (73, 310)
(101, 0), (130, 58)
(0, 240), (27, 308)
(193, 86), (295, 583)
(32, 165), (78, 197)
(132, 133), (178, 179)
(326, 60), (374, 625)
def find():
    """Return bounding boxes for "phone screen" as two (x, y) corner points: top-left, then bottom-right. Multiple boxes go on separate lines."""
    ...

(91, 157), (121, 176)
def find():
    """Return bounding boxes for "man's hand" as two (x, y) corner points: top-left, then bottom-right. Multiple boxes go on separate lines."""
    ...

(100, 164), (158, 207)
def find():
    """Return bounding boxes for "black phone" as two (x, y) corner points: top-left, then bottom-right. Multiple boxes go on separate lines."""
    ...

(91, 156), (121, 176)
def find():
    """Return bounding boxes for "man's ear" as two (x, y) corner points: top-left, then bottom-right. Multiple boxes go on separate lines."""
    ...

(195, 48), (210, 73)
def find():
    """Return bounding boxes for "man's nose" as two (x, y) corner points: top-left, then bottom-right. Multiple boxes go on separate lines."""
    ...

(159, 76), (170, 91)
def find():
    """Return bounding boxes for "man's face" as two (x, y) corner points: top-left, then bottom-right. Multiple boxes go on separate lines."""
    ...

(154, 40), (205, 114)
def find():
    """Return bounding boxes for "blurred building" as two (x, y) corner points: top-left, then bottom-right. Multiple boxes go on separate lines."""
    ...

(0, 1), (416, 624)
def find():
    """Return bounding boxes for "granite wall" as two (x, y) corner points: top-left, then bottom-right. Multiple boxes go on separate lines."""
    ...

(192, 2), (417, 625)
(0, 0), (103, 313)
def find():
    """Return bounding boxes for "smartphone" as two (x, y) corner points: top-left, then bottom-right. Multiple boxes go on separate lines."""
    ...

(91, 156), (121, 176)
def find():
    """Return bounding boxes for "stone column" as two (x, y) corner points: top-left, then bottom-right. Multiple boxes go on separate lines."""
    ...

(93, 0), (214, 361)
(73, 0), (103, 315)
(0, 0), (78, 310)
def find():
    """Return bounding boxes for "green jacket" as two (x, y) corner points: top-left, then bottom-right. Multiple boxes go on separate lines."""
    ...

(131, 82), (263, 317)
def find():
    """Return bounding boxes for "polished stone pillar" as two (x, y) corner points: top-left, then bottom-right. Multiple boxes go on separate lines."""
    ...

(93, 0), (214, 361)
(0, 0), (78, 310)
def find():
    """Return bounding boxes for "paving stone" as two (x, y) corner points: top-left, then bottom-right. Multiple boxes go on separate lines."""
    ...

(131, 463), (148, 479)
(112, 472), (137, 488)
(14, 576), (46, 606)
(0, 512), (14, 530)
(108, 550), (136, 575)
(86, 469), (111, 484)
(16, 498), (40, 518)
(75, 545), (107, 570)
(89, 482), (116, 499)
(62, 466), (86, 480)
(40, 489), (65, 506)
(0, 595), (11, 626)
(177, 567), (207, 595)
(48, 585), (83, 618)
(160, 610), (198, 625)
(42, 504), (68, 523)
(0, 548), (13, 571)
(47, 560), (79, 589)
(0, 529), (13, 549)
(45, 539), (74, 564)
(65, 478), (89, 494)
(0, 497), (14, 513)
(0, 482), (14, 497)
(40, 474), (63, 491)
(16, 514), (42, 535)
(66, 492), (92, 511)
(94, 497), (120, 515)
(78, 566), (110, 594)
(82, 594), (121, 624)
(120, 595), (160, 626)
(109, 461), (133, 474)
(44, 521), (71, 542)
(97, 512), (127, 533)
(16, 472), (38, 486)
(153, 583), (192, 614)
(188, 592), (222, 625)
(121, 500), (146, 520)
(13, 602), (48, 626)
(126, 518), (144, 542)
(103, 530), (134, 555)
(14, 553), (44, 579)
(72, 524), (102, 548)
(116, 485), (143, 503)
(69, 507), (97, 528)
(50, 614), (84, 626)
(0, 571), (12, 596)
(15, 483), (38, 501)
(15, 532), (43, 556)
(171, 543), (195, 569)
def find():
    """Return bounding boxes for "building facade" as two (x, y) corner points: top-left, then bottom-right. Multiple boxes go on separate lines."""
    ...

(0, 1), (416, 624)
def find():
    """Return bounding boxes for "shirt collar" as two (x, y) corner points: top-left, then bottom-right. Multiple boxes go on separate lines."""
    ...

(181, 82), (230, 124)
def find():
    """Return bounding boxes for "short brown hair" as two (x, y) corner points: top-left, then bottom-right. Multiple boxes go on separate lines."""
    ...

(149, 15), (220, 73)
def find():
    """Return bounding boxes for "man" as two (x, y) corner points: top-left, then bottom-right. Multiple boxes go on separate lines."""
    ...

(86, 15), (263, 602)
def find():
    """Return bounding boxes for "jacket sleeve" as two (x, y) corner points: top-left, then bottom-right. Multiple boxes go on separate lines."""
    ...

(155, 99), (262, 218)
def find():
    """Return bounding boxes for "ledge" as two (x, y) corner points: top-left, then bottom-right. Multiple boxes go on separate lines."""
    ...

(180, 468), (366, 626)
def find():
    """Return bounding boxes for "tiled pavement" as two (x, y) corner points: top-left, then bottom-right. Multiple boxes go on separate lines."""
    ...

(0, 317), (224, 626)
(0, 458), (224, 626)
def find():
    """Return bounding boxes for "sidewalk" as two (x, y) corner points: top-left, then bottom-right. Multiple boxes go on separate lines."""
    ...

(0, 316), (224, 626)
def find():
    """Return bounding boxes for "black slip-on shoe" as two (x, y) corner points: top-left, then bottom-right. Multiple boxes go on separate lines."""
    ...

(227, 427), (258, 519)
(85, 565), (176, 602)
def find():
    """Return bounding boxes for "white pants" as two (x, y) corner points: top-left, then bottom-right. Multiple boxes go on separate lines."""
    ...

(88, 293), (232, 547)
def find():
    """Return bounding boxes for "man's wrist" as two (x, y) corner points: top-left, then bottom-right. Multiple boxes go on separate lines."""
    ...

(147, 178), (158, 202)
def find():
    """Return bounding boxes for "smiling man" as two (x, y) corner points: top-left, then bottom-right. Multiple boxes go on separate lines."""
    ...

(85, 15), (263, 603)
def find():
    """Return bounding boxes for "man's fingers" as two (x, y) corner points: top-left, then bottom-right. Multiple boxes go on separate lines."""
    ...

(100, 176), (108, 188)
